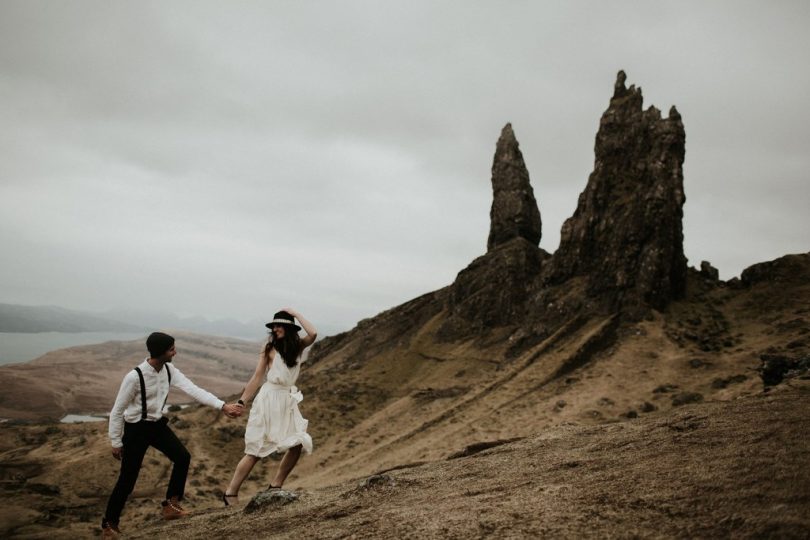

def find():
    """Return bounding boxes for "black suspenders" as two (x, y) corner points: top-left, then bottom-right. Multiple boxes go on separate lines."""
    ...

(133, 365), (172, 420)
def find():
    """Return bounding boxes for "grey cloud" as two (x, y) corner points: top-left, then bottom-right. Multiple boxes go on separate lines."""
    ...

(1, 1), (808, 332)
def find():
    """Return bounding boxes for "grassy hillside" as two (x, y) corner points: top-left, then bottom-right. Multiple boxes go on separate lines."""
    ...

(3, 382), (807, 538)
(0, 263), (807, 537)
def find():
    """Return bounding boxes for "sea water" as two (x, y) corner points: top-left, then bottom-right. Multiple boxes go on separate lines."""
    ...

(59, 404), (190, 423)
(0, 331), (146, 365)
(60, 414), (108, 423)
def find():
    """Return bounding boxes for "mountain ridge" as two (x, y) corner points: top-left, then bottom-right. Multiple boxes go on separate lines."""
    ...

(0, 303), (146, 334)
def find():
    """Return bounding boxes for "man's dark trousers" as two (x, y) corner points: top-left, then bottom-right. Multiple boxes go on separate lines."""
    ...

(104, 418), (191, 525)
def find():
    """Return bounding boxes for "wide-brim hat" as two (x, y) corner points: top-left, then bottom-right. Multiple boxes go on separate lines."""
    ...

(265, 310), (301, 331)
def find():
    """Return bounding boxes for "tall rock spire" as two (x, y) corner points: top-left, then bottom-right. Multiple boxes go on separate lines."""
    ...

(487, 123), (542, 251)
(547, 71), (687, 314)
(437, 124), (549, 340)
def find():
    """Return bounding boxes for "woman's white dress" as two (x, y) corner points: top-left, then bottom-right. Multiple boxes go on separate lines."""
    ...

(244, 351), (313, 457)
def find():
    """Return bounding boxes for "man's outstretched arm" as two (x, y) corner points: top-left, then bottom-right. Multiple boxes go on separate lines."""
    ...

(170, 367), (242, 417)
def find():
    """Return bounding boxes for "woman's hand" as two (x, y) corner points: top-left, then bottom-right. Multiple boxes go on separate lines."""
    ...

(222, 403), (244, 418)
(288, 309), (317, 346)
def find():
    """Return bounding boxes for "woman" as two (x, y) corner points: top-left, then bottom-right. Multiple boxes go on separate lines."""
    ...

(223, 308), (317, 504)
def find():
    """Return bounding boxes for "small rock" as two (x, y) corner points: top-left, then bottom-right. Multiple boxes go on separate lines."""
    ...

(244, 489), (298, 514)
(621, 410), (638, 419)
(759, 354), (809, 386)
(217, 425), (245, 442)
(711, 375), (748, 389)
(640, 402), (657, 413)
(358, 474), (395, 489)
(672, 393), (704, 407)
(171, 418), (191, 429)
(653, 384), (679, 394)
(700, 261), (719, 281)
(26, 483), (60, 496)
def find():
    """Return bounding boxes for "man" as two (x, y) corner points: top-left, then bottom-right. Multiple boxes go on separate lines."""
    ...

(101, 332), (243, 539)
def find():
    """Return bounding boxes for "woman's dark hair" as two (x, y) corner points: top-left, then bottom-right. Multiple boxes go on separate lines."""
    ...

(264, 325), (301, 368)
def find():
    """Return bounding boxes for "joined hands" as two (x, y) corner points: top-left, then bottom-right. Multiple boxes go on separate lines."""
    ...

(222, 402), (245, 418)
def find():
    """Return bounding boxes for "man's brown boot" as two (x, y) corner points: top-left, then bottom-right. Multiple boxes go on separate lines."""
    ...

(161, 496), (189, 520)
(101, 520), (120, 539)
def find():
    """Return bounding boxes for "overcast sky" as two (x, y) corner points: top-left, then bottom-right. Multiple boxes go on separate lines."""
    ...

(1, 1), (808, 336)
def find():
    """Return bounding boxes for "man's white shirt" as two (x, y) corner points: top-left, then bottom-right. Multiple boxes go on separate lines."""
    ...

(108, 359), (225, 447)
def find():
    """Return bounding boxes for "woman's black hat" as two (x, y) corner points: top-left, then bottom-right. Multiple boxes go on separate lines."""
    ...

(265, 310), (301, 331)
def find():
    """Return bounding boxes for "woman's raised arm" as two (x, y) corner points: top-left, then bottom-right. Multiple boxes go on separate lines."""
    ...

(284, 307), (318, 347)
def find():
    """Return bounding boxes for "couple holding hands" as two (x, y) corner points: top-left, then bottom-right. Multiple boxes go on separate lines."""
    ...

(101, 309), (316, 539)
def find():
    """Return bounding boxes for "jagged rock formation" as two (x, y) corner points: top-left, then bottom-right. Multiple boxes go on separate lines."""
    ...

(305, 74), (804, 380)
(439, 238), (550, 339)
(439, 123), (549, 339)
(441, 71), (687, 341)
(546, 70), (687, 317)
(487, 123), (542, 251)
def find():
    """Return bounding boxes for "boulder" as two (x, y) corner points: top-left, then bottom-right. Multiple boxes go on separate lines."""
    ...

(741, 253), (810, 286)
(700, 261), (720, 281)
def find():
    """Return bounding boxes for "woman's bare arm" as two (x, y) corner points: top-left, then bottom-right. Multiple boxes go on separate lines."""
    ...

(239, 349), (271, 403)
(284, 307), (318, 347)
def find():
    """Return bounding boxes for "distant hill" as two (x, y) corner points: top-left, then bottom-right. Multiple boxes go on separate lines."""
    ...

(0, 331), (260, 421)
(98, 308), (348, 341)
(98, 307), (268, 340)
(0, 303), (282, 340)
(0, 303), (146, 333)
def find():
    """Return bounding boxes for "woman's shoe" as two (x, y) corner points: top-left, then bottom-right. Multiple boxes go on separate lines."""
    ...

(267, 483), (282, 491)
(222, 493), (238, 507)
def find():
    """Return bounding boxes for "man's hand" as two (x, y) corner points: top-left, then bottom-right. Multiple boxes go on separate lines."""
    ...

(222, 403), (243, 418)
(112, 447), (122, 460)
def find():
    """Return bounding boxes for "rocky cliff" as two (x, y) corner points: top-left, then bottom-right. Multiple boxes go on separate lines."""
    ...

(547, 71), (687, 318)
(438, 71), (687, 347)
(303, 71), (806, 362)
(438, 121), (549, 341)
